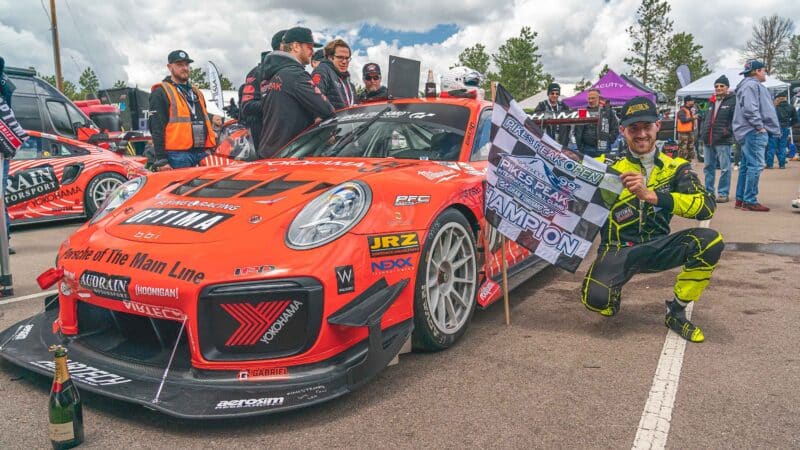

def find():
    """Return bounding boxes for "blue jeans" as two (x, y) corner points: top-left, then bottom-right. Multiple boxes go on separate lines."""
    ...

(703, 144), (732, 197)
(3, 158), (9, 240)
(766, 127), (789, 168)
(166, 149), (208, 168)
(735, 131), (768, 204)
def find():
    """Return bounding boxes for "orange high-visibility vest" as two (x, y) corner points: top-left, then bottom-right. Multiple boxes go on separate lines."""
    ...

(676, 106), (694, 133)
(153, 82), (216, 150)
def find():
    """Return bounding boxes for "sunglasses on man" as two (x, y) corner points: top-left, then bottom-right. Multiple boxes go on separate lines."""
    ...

(364, 75), (380, 81)
(714, 84), (727, 88)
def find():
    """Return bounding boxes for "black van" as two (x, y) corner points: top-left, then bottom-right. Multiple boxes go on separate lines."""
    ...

(5, 66), (93, 139)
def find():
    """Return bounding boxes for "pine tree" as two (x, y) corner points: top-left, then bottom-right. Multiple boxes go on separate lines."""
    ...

(776, 34), (800, 79)
(658, 32), (710, 99)
(598, 64), (611, 79)
(189, 67), (209, 89)
(453, 43), (495, 92)
(492, 27), (551, 99)
(219, 75), (233, 91)
(574, 77), (592, 93)
(113, 80), (127, 88)
(624, 0), (674, 86)
(78, 67), (99, 99)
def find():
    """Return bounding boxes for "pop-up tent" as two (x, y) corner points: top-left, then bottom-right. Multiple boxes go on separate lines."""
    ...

(675, 69), (789, 99)
(563, 69), (655, 107)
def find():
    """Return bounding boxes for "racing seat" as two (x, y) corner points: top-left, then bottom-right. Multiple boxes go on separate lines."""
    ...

(429, 132), (462, 161)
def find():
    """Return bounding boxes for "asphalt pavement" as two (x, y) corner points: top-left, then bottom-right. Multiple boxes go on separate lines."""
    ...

(0, 161), (798, 448)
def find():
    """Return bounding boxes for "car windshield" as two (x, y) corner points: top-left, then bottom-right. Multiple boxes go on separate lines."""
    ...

(278, 103), (470, 161)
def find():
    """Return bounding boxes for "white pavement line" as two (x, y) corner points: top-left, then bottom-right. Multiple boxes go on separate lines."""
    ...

(631, 303), (693, 450)
(632, 220), (710, 449)
(0, 290), (57, 306)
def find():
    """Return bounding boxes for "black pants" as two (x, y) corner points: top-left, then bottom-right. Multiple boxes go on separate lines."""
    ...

(582, 228), (724, 315)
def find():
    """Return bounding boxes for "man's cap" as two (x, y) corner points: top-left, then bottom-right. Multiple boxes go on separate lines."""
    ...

(363, 63), (381, 77)
(547, 82), (561, 94)
(312, 49), (325, 62)
(168, 50), (193, 64)
(271, 29), (287, 51)
(774, 91), (787, 99)
(282, 27), (323, 48)
(620, 96), (660, 127)
(740, 59), (766, 75)
(684, 95), (694, 103)
(714, 74), (729, 87)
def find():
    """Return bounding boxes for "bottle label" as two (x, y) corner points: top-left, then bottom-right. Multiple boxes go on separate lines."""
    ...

(49, 422), (75, 441)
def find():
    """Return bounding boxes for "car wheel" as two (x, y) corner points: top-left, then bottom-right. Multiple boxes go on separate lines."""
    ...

(412, 208), (478, 351)
(84, 172), (126, 217)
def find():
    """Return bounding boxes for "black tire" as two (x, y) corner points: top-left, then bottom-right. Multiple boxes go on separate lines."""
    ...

(412, 208), (478, 351)
(84, 172), (127, 217)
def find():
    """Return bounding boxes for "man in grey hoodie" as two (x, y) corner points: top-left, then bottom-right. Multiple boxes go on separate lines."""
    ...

(732, 60), (780, 212)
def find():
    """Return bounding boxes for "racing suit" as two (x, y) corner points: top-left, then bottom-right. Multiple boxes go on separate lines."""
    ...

(581, 149), (724, 316)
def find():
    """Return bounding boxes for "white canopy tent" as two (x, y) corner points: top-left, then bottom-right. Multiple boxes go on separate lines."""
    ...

(675, 69), (789, 99)
(518, 83), (579, 111)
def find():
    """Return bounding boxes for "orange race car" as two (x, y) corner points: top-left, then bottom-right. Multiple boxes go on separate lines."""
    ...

(7, 130), (149, 224)
(0, 96), (549, 418)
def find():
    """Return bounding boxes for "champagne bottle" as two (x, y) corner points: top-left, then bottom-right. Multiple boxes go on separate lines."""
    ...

(424, 69), (437, 98)
(49, 345), (84, 449)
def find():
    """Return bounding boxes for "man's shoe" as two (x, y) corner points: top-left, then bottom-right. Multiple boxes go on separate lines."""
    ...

(735, 200), (744, 209)
(716, 195), (729, 203)
(8, 247), (15, 255)
(743, 202), (770, 212)
(792, 198), (800, 209)
(665, 301), (704, 343)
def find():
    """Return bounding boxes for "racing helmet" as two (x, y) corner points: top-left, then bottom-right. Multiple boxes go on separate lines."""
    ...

(441, 66), (484, 92)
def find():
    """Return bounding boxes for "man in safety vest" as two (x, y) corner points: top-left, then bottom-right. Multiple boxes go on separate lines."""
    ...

(149, 50), (216, 170)
(676, 96), (697, 161)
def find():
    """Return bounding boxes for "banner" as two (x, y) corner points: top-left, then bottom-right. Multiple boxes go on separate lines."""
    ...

(485, 85), (623, 273)
(206, 61), (224, 112)
(0, 96), (28, 157)
(676, 64), (691, 88)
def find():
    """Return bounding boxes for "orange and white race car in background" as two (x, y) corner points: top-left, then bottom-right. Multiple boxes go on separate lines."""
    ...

(1, 96), (548, 418)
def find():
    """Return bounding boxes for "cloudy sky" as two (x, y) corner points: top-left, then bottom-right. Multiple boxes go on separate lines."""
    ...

(1, 0), (798, 92)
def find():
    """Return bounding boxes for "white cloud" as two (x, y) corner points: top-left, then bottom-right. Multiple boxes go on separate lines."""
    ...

(1, 0), (798, 95)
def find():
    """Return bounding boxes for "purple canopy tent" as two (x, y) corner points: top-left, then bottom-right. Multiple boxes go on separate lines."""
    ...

(563, 69), (655, 108)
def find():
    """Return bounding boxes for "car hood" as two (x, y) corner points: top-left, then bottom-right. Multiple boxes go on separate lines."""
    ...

(103, 158), (474, 244)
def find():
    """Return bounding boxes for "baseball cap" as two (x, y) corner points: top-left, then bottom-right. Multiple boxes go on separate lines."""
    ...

(363, 63), (381, 78)
(282, 27), (323, 48)
(620, 96), (659, 127)
(740, 59), (766, 75)
(271, 29), (287, 51)
(684, 95), (694, 103)
(312, 49), (325, 62)
(168, 50), (193, 64)
(774, 91), (787, 99)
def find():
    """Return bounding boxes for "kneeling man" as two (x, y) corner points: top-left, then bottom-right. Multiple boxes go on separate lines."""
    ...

(581, 97), (724, 343)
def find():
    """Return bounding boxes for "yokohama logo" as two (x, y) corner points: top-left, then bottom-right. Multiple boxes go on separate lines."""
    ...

(220, 300), (302, 346)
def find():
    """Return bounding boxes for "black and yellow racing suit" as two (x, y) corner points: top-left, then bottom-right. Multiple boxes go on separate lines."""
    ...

(581, 150), (725, 316)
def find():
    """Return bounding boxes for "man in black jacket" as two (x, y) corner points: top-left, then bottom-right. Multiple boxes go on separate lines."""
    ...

(534, 82), (571, 148)
(358, 63), (388, 103)
(573, 88), (618, 157)
(239, 30), (285, 148)
(699, 74), (736, 202)
(311, 39), (357, 110)
(257, 27), (334, 159)
(766, 91), (797, 169)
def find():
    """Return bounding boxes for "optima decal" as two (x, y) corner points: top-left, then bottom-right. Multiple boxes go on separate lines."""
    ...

(5, 165), (59, 206)
(121, 208), (233, 232)
(79, 270), (131, 301)
(368, 232), (420, 257)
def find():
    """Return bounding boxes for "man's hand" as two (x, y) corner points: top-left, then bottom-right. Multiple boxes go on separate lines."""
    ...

(620, 172), (658, 204)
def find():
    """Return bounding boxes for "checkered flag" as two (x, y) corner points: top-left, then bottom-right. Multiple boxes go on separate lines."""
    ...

(485, 85), (623, 273)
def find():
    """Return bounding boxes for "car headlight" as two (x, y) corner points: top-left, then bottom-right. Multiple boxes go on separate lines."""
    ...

(286, 181), (371, 250)
(90, 177), (146, 224)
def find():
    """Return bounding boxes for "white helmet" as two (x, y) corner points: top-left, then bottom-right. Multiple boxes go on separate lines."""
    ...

(441, 66), (484, 92)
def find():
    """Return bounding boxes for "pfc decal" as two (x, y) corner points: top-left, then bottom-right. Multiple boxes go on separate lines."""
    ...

(5, 165), (59, 206)
(215, 397), (284, 409)
(371, 257), (414, 273)
(30, 359), (132, 386)
(133, 284), (179, 300)
(394, 195), (430, 206)
(13, 324), (33, 340)
(31, 185), (82, 207)
(234, 265), (276, 277)
(368, 233), (420, 257)
(121, 208), (233, 232)
(237, 367), (289, 382)
(123, 301), (186, 320)
(335, 265), (355, 294)
(78, 270), (131, 301)
(219, 300), (302, 346)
